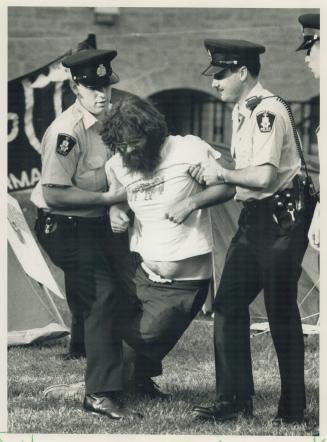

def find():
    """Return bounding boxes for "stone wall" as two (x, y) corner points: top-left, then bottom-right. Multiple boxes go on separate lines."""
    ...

(8, 7), (319, 101)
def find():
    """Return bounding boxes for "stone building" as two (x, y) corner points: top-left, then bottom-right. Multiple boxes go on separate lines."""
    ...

(8, 6), (319, 152)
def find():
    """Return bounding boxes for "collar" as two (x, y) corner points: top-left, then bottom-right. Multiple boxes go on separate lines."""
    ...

(73, 100), (99, 130)
(233, 82), (267, 119)
(241, 82), (266, 112)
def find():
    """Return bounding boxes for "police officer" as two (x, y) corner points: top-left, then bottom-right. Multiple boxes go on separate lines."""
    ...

(191, 39), (311, 424)
(296, 13), (320, 252)
(31, 49), (137, 419)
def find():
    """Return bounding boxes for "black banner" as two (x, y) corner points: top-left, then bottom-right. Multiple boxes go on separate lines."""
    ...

(8, 77), (76, 191)
(8, 34), (95, 192)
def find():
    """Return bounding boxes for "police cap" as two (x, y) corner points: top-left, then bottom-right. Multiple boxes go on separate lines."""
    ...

(62, 49), (119, 87)
(296, 13), (320, 51)
(202, 39), (266, 76)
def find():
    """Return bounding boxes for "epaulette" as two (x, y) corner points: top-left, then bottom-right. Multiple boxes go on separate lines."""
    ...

(245, 96), (263, 112)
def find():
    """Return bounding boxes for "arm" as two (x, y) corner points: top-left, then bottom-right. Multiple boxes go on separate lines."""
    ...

(166, 183), (235, 224)
(190, 101), (286, 190)
(221, 163), (277, 189)
(189, 158), (277, 190)
(43, 184), (127, 209)
(105, 159), (131, 232)
(41, 128), (127, 209)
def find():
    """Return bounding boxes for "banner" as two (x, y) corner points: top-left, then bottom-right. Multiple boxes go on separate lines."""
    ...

(7, 34), (96, 192)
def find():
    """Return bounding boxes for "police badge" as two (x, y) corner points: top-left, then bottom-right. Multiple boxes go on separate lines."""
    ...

(96, 64), (107, 77)
(256, 111), (276, 133)
(56, 133), (76, 156)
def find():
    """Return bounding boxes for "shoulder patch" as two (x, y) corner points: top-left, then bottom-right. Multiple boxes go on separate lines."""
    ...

(56, 133), (76, 156)
(256, 111), (276, 133)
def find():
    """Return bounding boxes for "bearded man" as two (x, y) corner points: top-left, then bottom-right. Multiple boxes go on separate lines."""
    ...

(101, 95), (235, 395)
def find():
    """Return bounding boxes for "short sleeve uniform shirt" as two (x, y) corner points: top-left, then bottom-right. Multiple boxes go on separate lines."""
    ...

(31, 100), (110, 217)
(231, 82), (301, 201)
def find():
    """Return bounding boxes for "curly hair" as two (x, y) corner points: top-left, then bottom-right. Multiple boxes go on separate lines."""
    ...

(101, 95), (169, 174)
(101, 95), (168, 151)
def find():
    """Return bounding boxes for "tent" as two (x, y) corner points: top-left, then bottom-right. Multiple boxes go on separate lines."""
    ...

(8, 194), (69, 346)
(207, 150), (320, 334)
(7, 31), (319, 338)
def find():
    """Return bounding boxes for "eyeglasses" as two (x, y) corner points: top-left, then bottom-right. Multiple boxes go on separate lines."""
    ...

(114, 139), (143, 154)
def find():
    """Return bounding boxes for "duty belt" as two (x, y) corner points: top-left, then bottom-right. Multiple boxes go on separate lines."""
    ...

(37, 209), (108, 224)
(242, 188), (295, 211)
(242, 188), (297, 224)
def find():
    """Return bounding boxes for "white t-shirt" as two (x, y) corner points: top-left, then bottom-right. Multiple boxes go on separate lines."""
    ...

(105, 135), (221, 261)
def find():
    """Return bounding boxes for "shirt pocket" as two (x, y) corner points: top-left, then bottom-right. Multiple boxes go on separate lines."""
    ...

(76, 155), (107, 192)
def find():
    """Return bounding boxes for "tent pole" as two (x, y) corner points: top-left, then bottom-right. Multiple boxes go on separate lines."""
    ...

(42, 285), (67, 328)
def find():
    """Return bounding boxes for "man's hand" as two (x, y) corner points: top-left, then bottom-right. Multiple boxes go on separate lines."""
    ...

(308, 203), (320, 251)
(165, 198), (195, 224)
(109, 205), (130, 233)
(188, 150), (225, 186)
(102, 186), (127, 206)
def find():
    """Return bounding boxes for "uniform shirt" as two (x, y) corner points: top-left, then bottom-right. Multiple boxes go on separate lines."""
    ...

(31, 100), (110, 217)
(105, 135), (221, 261)
(231, 82), (301, 201)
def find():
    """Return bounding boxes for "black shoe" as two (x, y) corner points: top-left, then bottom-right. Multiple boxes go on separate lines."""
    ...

(193, 398), (253, 422)
(135, 378), (171, 400)
(83, 393), (140, 420)
(272, 412), (304, 426)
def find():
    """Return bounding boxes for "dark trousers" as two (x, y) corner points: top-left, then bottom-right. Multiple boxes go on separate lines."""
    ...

(104, 231), (164, 380)
(121, 265), (210, 379)
(35, 214), (124, 395)
(213, 205), (310, 417)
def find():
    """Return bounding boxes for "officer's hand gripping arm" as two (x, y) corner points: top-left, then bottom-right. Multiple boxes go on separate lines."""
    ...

(43, 184), (127, 209)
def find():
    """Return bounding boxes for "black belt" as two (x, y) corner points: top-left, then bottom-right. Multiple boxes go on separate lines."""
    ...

(37, 209), (108, 224)
(242, 188), (295, 211)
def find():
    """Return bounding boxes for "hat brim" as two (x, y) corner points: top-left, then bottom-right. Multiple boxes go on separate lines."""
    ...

(201, 64), (227, 76)
(77, 70), (120, 87)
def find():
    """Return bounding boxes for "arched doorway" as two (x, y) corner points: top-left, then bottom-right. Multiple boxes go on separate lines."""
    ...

(149, 88), (233, 147)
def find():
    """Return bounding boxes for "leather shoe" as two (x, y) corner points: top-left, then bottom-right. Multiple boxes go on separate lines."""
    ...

(272, 412), (304, 426)
(193, 398), (253, 421)
(83, 393), (139, 419)
(135, 378), (171, 400)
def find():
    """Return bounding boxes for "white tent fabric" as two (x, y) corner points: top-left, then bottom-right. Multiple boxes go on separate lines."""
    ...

(7, 195), (69, 346)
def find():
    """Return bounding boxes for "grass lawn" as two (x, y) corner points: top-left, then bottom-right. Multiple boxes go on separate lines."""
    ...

(8, 319), (319, 436)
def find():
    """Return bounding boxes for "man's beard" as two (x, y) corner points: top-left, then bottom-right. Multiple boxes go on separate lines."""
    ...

(121, 142), (162, 174)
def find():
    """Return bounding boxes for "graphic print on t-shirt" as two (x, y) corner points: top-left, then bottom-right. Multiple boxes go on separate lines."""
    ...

(127, 175), (165, 202)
